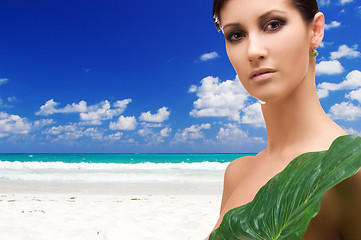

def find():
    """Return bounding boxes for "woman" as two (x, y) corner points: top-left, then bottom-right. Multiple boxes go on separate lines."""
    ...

(207, 0), (361, 239)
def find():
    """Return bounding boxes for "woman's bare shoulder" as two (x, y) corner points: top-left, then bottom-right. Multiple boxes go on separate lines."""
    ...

(224, 156), (255, 181)
(220, 155), (255, 212)
(334, 170), (361, 239)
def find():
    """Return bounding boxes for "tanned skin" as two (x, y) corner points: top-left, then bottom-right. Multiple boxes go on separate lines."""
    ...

(205, 0), (361, 239)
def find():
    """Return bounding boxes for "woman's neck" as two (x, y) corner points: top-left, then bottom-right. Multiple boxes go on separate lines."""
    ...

(261, 75), (346, 158)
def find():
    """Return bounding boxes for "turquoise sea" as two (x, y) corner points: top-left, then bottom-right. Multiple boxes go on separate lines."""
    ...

(0, 153), (255, 184)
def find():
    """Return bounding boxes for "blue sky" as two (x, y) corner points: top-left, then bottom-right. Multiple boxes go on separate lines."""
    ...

(0, 0), (360, 153)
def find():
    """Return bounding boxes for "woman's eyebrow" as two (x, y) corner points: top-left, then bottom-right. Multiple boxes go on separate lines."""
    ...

(222, 10), (287, 31)
(222, 23), (242, 31)
(259, 10), (287, 22)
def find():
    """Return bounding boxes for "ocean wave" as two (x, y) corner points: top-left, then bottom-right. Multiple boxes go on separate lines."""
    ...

(0, 160), (228, 183)
(0, 160), (229, 170)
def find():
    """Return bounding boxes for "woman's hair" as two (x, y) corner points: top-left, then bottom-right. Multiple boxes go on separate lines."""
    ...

(213, 0), (319, 31)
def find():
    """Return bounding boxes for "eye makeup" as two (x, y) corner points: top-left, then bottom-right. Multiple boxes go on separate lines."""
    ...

(225, 29), (246, 42)
(262, 19), (287, 32)
(222, 9), (288, 43)
(223, 19), (287, 44)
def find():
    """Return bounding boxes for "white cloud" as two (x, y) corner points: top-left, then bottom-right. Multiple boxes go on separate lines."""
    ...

(328, 102), (361, 121)
(340, 0), (353, 4)
(318, 70), (361, 90)
(0, 78), (9, 86)
(81, 128), (104, 140)
(173, 123), (211, 143)
(346, 88), (361, 104)
(141, 123), (162, 128)
(150, 128), (172, 143)
(319, 0), (330, 6)
(109, 115), (137, 130)
(36, 99), (59, 115)
(317, 70), (361, 98)
(113, 99), (132, 109)
(138, 127), (153, 136)
(343, 127), (361, 136)
(0, 98), (13, 108)
(324, 21), (341, 30)
(36, 99), (87, 116)
(319, 41), (334, 49)
(217, 124), (248, 142)
(240, 103), (265, 127)
(136, 125), (172, 145)
(0, 112), (32, 137)
(200, 51), (219, 61)
(316, 60), (344, 75)
(61, 101), (87, 113)
(107, 132), (123, 141)
(36, 99), (132, 125)
(138, 126), (172, 144)
(139, 107), (170, 122)
(160, 127), (171, 137)
(43, 124), (106, 141)
(216, 123), (265, 145)
(330, 44), (360, 60)
(45, 124), (78, 136)
(7, 96), (21, 103)
(317, 88), (330, 99)
(122, 138), (135, 144)
(0, 111), (55, 138)
(190, 76), (250, 121)
(188, 85), (197, 93)
(80, 99), (131, 125)
(34, 119), (55, 127)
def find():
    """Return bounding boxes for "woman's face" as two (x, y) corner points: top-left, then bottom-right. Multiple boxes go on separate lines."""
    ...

(220, 0), (314, 103)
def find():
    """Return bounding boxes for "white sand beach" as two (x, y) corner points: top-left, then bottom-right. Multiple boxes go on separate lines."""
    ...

(0, 180), (222, 240)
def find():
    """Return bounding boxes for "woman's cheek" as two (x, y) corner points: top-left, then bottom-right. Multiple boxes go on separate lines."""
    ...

(229, 53), (248, 81)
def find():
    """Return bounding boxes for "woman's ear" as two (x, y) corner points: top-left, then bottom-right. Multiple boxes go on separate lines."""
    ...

(311, 12), (325, 49)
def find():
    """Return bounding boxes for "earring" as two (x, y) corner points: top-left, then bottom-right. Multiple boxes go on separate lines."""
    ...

(311, 49), (319, 57)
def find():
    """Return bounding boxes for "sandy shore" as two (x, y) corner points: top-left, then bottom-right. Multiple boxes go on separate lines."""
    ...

(0, 180), (222, 240)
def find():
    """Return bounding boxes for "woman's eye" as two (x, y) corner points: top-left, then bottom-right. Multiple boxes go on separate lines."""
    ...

(226, 31), (245, 42)
(264, 19), (285, 32)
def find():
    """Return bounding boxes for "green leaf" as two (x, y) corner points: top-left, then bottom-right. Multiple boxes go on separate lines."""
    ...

(210, 135), (361, 240)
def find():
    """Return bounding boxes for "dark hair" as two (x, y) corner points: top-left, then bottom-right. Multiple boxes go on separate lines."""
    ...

(213, 0), (319, 31)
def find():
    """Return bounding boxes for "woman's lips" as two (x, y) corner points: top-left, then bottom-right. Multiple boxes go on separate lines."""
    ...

(250, 69), (277, 82)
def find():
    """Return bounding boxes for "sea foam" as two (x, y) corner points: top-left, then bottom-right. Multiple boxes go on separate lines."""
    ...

(0, 160), (228, 183)
(0, 160), (228, 170)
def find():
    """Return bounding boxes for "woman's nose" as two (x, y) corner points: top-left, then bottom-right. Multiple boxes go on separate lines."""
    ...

(247, 35), (267, 62)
